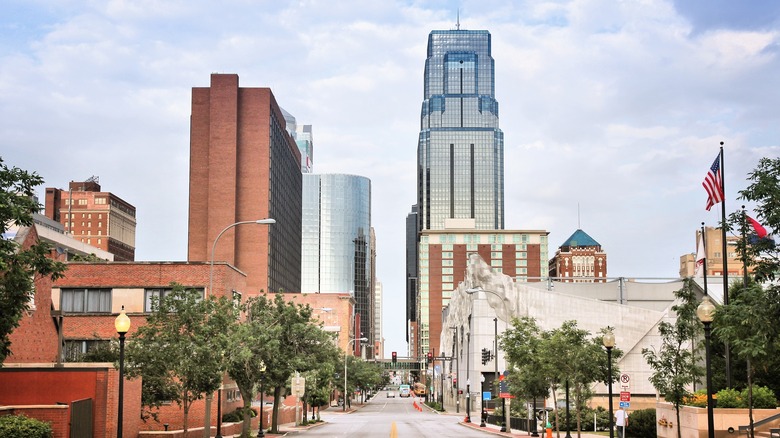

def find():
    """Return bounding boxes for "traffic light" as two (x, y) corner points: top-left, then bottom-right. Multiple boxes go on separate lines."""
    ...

(392, 351), (397, 363)
(481, 348), (492, 365)
(426, 352), (433, 364)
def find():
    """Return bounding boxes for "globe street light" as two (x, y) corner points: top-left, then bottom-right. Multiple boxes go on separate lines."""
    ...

(344, 337), (368, 411)
(115, 306), (131, 438)
(209, 218), (275, 438)
(602, 329), (615, 438)
(697, 295), (716, 438)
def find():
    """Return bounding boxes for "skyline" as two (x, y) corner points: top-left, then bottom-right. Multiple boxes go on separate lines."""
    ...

(3, 1), (779, 358)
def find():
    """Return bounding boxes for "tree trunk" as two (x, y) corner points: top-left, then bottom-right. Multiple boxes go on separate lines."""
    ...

(270, 385), (282, 433)
(748, 360), (754, 438)
(675, 404), (681, 438)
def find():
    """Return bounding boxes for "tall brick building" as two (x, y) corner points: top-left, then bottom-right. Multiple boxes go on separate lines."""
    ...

(187, 73), (302, 295)
(44, 177), (136, 261)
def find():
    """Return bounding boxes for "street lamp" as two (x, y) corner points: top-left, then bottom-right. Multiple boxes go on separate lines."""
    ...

(209, 218), (276, 296)
(466, 287), (511, 431)
(115, 306), (131, 438)
(344, 337), (368, 411)
(603, 329), (615, 438)
(257, 361), (267, 438)
(210, 218), (275, 438)
(697, 295), (716, 438)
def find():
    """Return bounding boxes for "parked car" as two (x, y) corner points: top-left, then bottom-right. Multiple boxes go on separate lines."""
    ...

(387, 391), (396, 398)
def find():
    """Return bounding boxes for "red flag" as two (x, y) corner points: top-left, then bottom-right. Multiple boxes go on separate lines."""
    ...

(695, 233), (705, 277)
(702, 154), (724, 211)
(747, 215), (768, 238)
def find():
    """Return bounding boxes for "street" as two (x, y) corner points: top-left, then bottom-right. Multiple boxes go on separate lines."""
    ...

(301, 390), (498, 438)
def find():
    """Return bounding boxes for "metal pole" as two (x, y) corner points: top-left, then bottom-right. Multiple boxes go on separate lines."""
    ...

(257, 381), (264, 438)
(344, 350), (349, 412)
(565, 380), (572, 438)
(117, 332), (125, 438)
(607, 347), (614, 438)
(216, 387), (223, 438)
(704, 322), (715, 438)
(455, 328), (460, 413)
(466, 331), (471, 423)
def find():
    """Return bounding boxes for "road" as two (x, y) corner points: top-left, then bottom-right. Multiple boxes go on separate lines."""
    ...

(303, 390), (496, 438)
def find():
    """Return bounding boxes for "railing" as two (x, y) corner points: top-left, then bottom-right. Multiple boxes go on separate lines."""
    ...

(485, 414), (539, 432)
(738, 412), (780, 435)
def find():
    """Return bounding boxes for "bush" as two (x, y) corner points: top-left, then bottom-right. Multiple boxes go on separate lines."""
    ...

(715, 388), (742, 408)
(0, 414), (53, 438)
(683, 390), (709, 407)
(626, 408), (656, 438)
(746, 386), (778, 409)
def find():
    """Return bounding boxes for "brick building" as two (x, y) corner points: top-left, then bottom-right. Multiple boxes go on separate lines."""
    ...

(414, 224), (548, 359)
(44, 177), (136, 261)
(548, 228), (607, 282)
(187, 73), (302, 296)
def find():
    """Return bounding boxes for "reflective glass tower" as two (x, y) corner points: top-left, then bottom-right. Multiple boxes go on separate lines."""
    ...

(417, 29), (504, 231)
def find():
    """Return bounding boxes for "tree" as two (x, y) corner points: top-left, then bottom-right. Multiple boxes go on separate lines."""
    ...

(124, 285), (234, 432)
(0, 158), (67, 365)
(249, 293), (340, 434)
(735, 157), (780, 282)
(499, 317), (550, 406)
(714, 280), (780, 438)
(642, 278), (703, 438)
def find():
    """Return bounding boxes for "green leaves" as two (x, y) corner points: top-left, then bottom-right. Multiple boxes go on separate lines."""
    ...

(0, 158), (67, 365)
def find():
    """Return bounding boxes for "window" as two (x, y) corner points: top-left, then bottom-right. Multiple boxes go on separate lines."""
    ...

(441, 252), (453, 259)
(61, 288), (111, 313)
(144, 288), (204, 312)
(95, 197), (106, 205)
(63, 339), (111, 362)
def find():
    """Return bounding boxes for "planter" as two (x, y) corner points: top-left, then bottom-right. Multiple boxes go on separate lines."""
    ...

(656, 402), (780, 438)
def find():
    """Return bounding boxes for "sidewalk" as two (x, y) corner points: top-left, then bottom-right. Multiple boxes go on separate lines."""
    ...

(458, 420), (605, 438)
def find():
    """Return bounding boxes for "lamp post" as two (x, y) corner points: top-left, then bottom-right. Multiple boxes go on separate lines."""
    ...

(603, 329), (615, 438)
(466, 287), (511, 431)
(257, 361), (267, 438)
(115, 306), (131, 438)
(344, 337), (368, 411)
(564, 380), (572, 438)
(210, 218), (275, 438)
(209, 218), (276, 296)
(697, 295), (716, 438)
(449, 327), (460, 414)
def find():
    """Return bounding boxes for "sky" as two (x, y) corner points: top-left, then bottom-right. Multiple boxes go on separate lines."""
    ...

(2, 0), (779, 358)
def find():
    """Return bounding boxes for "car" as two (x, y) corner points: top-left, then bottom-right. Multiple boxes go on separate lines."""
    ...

(387, 391), (396, 398)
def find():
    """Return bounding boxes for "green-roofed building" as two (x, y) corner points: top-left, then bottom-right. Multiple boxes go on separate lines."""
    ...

(548, 229), (607, 282)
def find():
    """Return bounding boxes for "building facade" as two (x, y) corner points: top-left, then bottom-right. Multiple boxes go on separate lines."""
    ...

(417, 226), (548, 357)
(548, 228), (607, 282)
(187, 73), (302, 295)
(301, 173), (372, 354)
(44, 177), (136, 261)
(679, 226), (742, 278)
(416, 29), (504, 232)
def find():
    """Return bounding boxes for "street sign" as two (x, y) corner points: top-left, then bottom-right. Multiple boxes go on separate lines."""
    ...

(619, 373), (630, 389)
(483, 391), (492, 401)
(620, 391), (631, 402)
(619, 401), (630, 408)
(291, 375), (305, 397)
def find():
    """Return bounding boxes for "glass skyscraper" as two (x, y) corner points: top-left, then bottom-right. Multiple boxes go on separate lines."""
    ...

(417, 29), (504, 231)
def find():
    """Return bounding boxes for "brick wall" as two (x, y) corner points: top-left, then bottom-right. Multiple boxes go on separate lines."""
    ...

(0, 406), (69, 438)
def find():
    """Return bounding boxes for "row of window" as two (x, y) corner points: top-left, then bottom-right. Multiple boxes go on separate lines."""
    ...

(64, 213), (104, 219)
(60, 288), (205, 313)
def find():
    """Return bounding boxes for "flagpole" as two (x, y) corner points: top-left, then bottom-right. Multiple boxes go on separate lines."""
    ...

(701, 223), (708, 297)
(741, 206), (749, 287)
(718, 142), (732, 388)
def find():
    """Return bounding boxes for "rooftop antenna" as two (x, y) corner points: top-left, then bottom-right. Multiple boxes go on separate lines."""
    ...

(578, 203), (581, 229)
(456, 9), (460, 30)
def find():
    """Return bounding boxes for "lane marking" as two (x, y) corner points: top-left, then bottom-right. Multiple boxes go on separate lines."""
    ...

(390, 421), (397, 438)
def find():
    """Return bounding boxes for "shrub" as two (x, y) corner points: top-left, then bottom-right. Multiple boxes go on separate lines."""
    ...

(683, 390), (709, 407)
(626, 408), (656, 438)
(745, 386), (778, 409)
(0, 414), (53, 438)
(715, 388), (742, 408)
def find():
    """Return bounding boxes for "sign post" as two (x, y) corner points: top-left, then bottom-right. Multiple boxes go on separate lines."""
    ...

(291, 373), (305, 426)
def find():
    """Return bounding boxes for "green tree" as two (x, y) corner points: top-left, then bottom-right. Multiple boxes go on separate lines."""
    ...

(0, 158), (67, 365)
(735, 157), (780, 282)
(714, 280), (780, 438)
(546, 321), (612, 434)
(252, 293), (339, 434)
(500, 317), (550, 406)
(124, 285), (234, 432)
(642, 278), (703, 438)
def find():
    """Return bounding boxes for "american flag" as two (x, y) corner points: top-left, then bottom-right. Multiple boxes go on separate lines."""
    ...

(702, 154), (724, 211)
